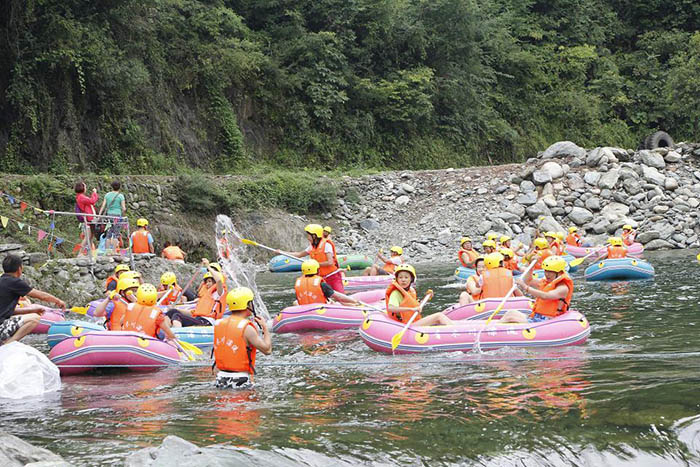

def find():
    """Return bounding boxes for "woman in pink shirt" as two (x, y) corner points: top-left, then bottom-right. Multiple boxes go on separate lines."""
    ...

(75, 182), (99, 254)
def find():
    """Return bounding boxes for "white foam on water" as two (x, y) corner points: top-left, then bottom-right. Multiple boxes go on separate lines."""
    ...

(215, 214), (270, 320)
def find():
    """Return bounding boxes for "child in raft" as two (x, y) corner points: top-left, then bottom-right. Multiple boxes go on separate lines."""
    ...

(93, 275), (140, 330)
(481, 240), (497, 255)
(501, 256), (573, 323)
(122, 283), (178, 341)
(386, 264), (454, 326)
(499, 235), (524, 256)
(621, 224), (636, 246)
(600, 237), (627, 259)
(458, 237), (479, 268)
(545, 231), (563, 256)
(157, 272), (183, 306)
(294, 260), (360, 306)
(165, 259), (225, 327)
(499, 248), (521, 273)
(566, 226), (582, 247)
(459, 257), (485, 305)
(363, 246), (404, 276)
(522, 238), (552, 270)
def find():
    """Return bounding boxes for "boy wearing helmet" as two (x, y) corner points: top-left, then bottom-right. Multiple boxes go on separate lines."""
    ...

(295, 260), (360, 306)
(566, 227), (582, 247)
(157, 272), (183, 306)
(386, 264), (454, 326)
(459, 257), (485, 305)
(458, 238), (479, 268)
(363, 246), (404, 276)
(501, 256), (574, 324)
(499, 235), (523, 256)
(480, 253), (522, 299)
(603, 237), (627, 259)
(545, 231), (563, 256)
(105, 264), (130, 292)
(279, 224), (344, 293)
(499, 248), (521, 273)
(621, 225), (636, 246)
(94, 275), (141, 330)
(122, 284), (177, 340)
(131, 218), (154, 254)
(523, 238), (552, 270)
(482, 240), (497, 255)
(214, 287), (272, 388)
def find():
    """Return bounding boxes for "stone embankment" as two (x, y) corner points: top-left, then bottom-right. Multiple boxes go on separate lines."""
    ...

(329, 141), (700, 263)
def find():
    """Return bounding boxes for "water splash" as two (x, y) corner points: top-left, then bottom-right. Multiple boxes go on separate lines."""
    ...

(215, 215), (270, 320)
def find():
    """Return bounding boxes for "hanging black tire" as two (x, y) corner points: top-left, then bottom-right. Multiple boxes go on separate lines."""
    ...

(644, 131), (674, 150)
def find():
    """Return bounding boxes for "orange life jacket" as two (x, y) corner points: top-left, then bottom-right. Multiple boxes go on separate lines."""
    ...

(162, 245), (184, 260)
(326, 238), (339, 267)
(295, 275), (327, 305)
(566, 234), (581, 246)
(214, 316), (257, 375)
(531, 274), (574, 318)
(622, 231), (635, 246)
(158, 284), (183, 306)
(385, 283), (420, 323)
(131, 230), (150, 254)
(107, 298), (128, 331)
(480, 267), (514, 299)
(458, 249), (479, 267)
(383, 259), (399, 274)
(466, 274), (482, 301)
(309, 239), (338, 277)
(122, 304), (164, 338)
(549, 241), (563, 256)
(504, 258), (519, 272)
(105, 275), (117, 291)
(607, 246), (627, 259)
(534, 249), (552, 270)
(193, 284), (225, 319)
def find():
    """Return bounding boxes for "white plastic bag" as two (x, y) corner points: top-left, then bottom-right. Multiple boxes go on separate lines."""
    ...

(0, 342), (61, 399)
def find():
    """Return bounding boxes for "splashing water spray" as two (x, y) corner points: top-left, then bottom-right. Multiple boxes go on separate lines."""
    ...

(215, 214), (270, 321)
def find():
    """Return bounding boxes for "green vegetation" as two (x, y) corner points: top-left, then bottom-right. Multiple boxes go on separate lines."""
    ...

(1, 0), (700, 174)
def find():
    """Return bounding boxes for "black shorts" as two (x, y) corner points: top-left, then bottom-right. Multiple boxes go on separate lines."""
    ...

(215, 374), (251, 389)
(0, 316), (23, 344)
(166, 309), (212, 327)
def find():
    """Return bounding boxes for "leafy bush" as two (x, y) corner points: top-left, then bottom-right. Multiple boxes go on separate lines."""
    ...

(174, 175), (231, 214)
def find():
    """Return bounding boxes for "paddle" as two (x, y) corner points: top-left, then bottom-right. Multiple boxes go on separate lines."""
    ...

(390, 290), (433, 351)
(324, 265), (351, 279)
(356, 300), (385, 313)
(157, 285), (174, 306)
(173, 268), (202, 304)
(69, 306), (89, 315)
(569, 245), (608, 268)
(176, 339), (202, 355)
(239, 238), (302, 262)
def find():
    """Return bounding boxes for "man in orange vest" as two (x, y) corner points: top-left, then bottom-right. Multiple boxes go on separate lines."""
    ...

(131, 218), (154, 254)
(502, 256), (574, 323)
(480, 253), (522, 299)
(363, 246), (404, 276)
(214, 287), (272, 388)
(602, 237), (627, 259)
(122, 284), (177, 340)
(93, 275), (140, 330)
(295, 260), (360, 306)
(161, 241), (186, 262)
(280, 224), (344, 293)
(105, 264), (130, 292)
(621, 224), (636, 246)
(458, 237), (479, 268)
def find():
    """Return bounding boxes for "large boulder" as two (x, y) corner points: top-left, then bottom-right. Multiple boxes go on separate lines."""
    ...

(568, 207), (594, 225)
(600, 202), (630, 224)
(642, 165), (665, 186)
(586, 147), (614, 167)
(526, 200), (551, 219)
(532, 170), (552, 185)
(0, 432), (69, 467)
(542, 141), (586, 159)
(566, 173), (585, 190)
(598, 169), (620, 190)
(359, 219), (380, 231)
(539, 216), (565, 234)
(584, 171), (601, 186)
(519, 180), (536, 193)
(639, 150), (666, 169)
(541, 161), (564, 180)
(516, 192), (537, 206)
(636, 231), (660, 244)
(644, 239), (674, 250)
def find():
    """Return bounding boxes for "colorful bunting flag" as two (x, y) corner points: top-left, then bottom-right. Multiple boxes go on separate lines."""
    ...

(20, 201), (27, 213)
(0, 216), (8, 228)
(50, 221), (55, 230)
(37, 229), (47, 242)
(55, 238), (64, 246)
(7, 195), (16, 204)
(17, 222), (24, 230)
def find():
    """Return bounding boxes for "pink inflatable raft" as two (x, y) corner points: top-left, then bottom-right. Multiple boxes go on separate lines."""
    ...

(32, 308), (66, 334)
(565, 242), (643, 258)
(441, 297), (534, 321)
(342, 275), (393, 291)
(49, 331), (183, 375)
(359, 310), (590, 354)
(273, 289), (385, 333)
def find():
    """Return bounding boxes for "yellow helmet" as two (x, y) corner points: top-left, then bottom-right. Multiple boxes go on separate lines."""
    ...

(487, 233), (498, 241)
(394, 264), (416, 281)
(555, 232), (564, 241)
(136, 218), (149, 227)
(304, 224), (324, 238)
(323, 226), (332, 233)
(622, 224), (633, 231)
(544, 231), (556, 239)
(533, 238), (549, 249)
(121, 271), (142, 281)
(301, 259), (320, 276)
(608, 237), (623, 247)
(116, 277), (140, 294)
(136, 283), (158, 306)
(499, 235), (511, 244)
(542, 256), (567, 273)
(390, 246), (404, 255)
(484, 252), (505, 270)
(160, 272), (177, 286)
(209, 262), (222, 273)
(460, 237), (472, 245)
(482, 240), (497, 249)
(114, 264), (130, 275)
(568, 226), (578, 233)
(499, 248), (514, 258)
(227, 287), (255, 311)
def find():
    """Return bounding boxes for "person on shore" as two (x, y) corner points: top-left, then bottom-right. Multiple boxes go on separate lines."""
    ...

(98, 180), (126, 252)
(122, 284), (177, 341)
(280, 224), (344, 293)
(161, 241), (186, 262)
(621, 225), (636, 246)
(480, 252), (522, 299)
(386, 265), (453, 326)
(131, 218), (154, 254)
(482, 240), (497, 255)
(501, 256), (573, 323)
(459, 257), (485, 305)
(75, 181), (99, 255)
(294, 260), (360, 306)
(157, 272), (183, 306)
(523, 238), (552, 270)
(0, 254), (65, 345)
(105, 264), (130, 292)
(458, 237), (479, 268)
(602, 237), (627, 259)
(214, 287), (272, 388)
(363, 246), (404, 276)
(93, 276), (140, 330)
(167, 259), (225, 327)
(500, 248), (521, 273)
(566, 227), (582, 247)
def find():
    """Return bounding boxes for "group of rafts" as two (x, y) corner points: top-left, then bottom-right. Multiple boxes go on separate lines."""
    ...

(35, 223), (654, 373)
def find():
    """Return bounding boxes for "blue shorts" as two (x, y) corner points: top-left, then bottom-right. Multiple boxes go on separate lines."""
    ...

(527, 313), (548, 323)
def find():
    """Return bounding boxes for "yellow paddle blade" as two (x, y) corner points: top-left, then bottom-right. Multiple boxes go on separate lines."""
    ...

(70, 306), (88, 315)
(483, 303), (505, 327)
(569, 256), (585, 267)
(391, 329), (408, 351)
(240, 238), (258, 247)
(697, 252), (700, 261)
(177, 340), (203, 355)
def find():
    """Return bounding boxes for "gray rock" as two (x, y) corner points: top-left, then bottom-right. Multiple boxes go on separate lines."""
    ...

(665, 151), (682, 163)
(636, 231), (660, 244)
(539, 216), (564, 234)
(476, 221), (492, 235)
(567, 173), (585, 190)
(653, 205), (670, 214)
(587, 147), (613, 167)
(622, 177), (643, 195)
(644, 239), (675, 250)
(651, 222), (676, 240)
(412, 242), (432, 256)
(476, 187), (488, 195)
(519, 180), (536, 193)
(437, 228), (452, 245)
(506, 203), (526, 218)
(541, 161), (564, 179)
(526, 201), (551, 219)
(584, 172), (601, 185)
(359, 219), (380, 231)
(590, 218), (609, 234)
(541, 194), (557, 208)
(494, 185), (508, 194)
(598, 169), (620, 190)
(688, 198), (700, 209)
(664, 177), (679, 191)
(0, 432), (68, 467)
(542, 141), (586, 159)
(600, 202), (629, 224)
(568, 207), (594, 225)
(585, 197), (601, 211)
(394, 195), (410, 206)
(532, 170), (552, 185)
(639, 150), (666, 169)
(399, 182), (415, 193)
(494, 211), (522, 223)
(642, 165), (666, 186)
(516, 192), (537, 206)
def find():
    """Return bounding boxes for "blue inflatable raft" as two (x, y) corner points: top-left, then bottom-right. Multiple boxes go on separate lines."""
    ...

(268, 255), (303, 272)
(584, 257), (655, 281)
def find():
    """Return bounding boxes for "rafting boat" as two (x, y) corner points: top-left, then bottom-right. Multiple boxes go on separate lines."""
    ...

(273, 289), (385, 333)
(343, 274), (394, 291)
(338, 254), (373, 270)
(454, 267), (549, 281)
(584, 257), (655, 281)
(47, 320), (104, 348)
(31, 309), (66, 334)
(359, 310), (590, 354)
(441, 297), (534, 321)
(566, 242), (644, 258)
(49, 331), (183, 375)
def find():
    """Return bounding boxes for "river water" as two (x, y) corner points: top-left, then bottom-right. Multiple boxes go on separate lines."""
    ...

(2, 250), (700, 466)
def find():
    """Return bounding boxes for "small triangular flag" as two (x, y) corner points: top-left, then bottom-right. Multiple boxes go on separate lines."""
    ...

(55, 237), (64, 246)
(7, 195), (16, 204)
(0, 216), (8, 228)
(50, 221), (55, 230)
(17, 222), (25, 230)
(37, 229), (47, 241)
(20, 201), (27, 213)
